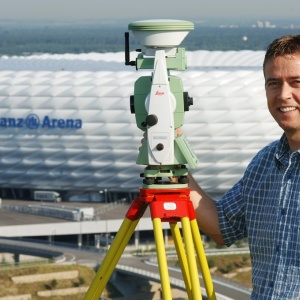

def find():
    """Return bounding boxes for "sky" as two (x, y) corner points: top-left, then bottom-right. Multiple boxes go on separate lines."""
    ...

(0, 0), (300, 23)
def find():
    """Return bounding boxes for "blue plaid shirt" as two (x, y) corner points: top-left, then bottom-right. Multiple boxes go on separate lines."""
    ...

(216, 134), (300, 299)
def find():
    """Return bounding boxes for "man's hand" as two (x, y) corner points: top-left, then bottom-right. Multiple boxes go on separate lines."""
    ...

(176, 127), (183, 137)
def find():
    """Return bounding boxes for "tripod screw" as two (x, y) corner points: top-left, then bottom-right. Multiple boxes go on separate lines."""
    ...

(143, 177), (154, 185)
(178, 176), (189, 184)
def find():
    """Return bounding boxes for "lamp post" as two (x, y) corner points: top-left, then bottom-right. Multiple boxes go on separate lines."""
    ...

(99, 189), (108, 248)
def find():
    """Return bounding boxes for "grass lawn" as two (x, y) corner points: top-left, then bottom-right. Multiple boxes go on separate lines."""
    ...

(0, 264), (97, 300)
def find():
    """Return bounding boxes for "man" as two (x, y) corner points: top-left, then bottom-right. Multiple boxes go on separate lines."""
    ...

(189, 35), (300, 299)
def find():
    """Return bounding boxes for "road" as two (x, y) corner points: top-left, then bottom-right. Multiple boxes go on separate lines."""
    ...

(117, 256), (251, 300)
(0, 238), (251, 299)
(0, 200), (251, 299)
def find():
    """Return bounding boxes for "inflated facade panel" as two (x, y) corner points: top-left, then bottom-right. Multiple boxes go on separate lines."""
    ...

(0, 51), (282, 195)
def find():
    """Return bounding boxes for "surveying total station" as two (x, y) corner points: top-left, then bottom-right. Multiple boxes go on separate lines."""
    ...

(84, 20), (216, 300)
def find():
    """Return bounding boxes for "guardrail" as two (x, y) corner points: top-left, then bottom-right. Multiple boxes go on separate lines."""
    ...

(0, 199), (127, 222)
(1, 204), (80, 221)
(115, 264), (234, 300)
(0, 238), (64, 262)
(93, 198), (127, 217)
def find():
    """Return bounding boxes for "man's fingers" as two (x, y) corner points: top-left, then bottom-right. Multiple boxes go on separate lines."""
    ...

(176, 128), (183, 136)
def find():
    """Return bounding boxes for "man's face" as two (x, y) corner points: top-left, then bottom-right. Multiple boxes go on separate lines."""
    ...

(265, 55), (300, 139)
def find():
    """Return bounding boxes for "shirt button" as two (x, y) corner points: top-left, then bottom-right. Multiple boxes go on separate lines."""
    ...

(281, 208), (286, 215)
(268, 281), (274, 288)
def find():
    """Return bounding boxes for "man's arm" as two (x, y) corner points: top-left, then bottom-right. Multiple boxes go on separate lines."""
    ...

(188, 174), (225, 246)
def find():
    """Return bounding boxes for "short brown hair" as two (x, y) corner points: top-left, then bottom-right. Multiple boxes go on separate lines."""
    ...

(263, 35), (300, 70)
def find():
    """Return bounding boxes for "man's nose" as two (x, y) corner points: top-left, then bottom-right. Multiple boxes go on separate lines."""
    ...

(278, 82), (292, 101)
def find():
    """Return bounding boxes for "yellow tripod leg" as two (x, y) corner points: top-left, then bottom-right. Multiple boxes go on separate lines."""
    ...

(153, 218), (172, 300)
(84, 218), (139, 300)
(181, 216), (202, 300)
(170, 222), (193, 299)
(191, 219), (216, 300)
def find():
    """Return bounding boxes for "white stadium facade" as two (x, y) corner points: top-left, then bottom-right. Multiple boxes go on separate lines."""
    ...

(0, 50), (282, 201)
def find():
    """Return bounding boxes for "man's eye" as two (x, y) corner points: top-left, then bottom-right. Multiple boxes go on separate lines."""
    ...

(267, 81), (279, 87)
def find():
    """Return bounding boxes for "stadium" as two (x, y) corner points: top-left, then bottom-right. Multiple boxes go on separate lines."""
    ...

(0, 49), (282, 202)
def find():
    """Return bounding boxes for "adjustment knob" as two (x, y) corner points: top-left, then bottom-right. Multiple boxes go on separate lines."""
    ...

(183, 92), (193, 111)
(146, 114), (158, 127)
(130, 95), (135, 114)
(156, 143), (164, 151)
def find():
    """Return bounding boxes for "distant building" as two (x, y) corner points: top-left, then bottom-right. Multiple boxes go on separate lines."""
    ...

(254, 20), (276, 28)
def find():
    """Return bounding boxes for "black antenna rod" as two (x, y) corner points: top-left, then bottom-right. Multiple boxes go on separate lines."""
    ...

(125, 32), (136, 66)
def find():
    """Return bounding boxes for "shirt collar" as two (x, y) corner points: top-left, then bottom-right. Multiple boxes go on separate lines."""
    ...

(275, 133), (300, 165)
(275, 134), (291, 164)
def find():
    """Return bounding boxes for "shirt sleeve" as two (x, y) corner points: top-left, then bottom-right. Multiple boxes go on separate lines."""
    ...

(216, 179), (247, 247)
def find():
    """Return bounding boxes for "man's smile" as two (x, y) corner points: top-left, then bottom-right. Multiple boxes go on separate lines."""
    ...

(279, 107), (297, 112)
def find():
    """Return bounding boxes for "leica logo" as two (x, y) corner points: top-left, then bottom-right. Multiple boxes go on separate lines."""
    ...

(155, 91), (165, 96)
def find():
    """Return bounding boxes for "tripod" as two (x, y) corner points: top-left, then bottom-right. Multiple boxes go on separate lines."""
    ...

(84, 186), (216, 300)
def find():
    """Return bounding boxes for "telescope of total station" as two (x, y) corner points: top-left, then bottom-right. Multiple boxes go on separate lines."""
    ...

(125, 19), (199, 186)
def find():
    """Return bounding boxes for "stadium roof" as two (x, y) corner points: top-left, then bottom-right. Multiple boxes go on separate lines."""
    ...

(0, 50), (282, 197)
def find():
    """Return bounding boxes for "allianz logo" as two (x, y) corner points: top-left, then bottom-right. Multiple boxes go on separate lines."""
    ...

(0, 114), (82, 129)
